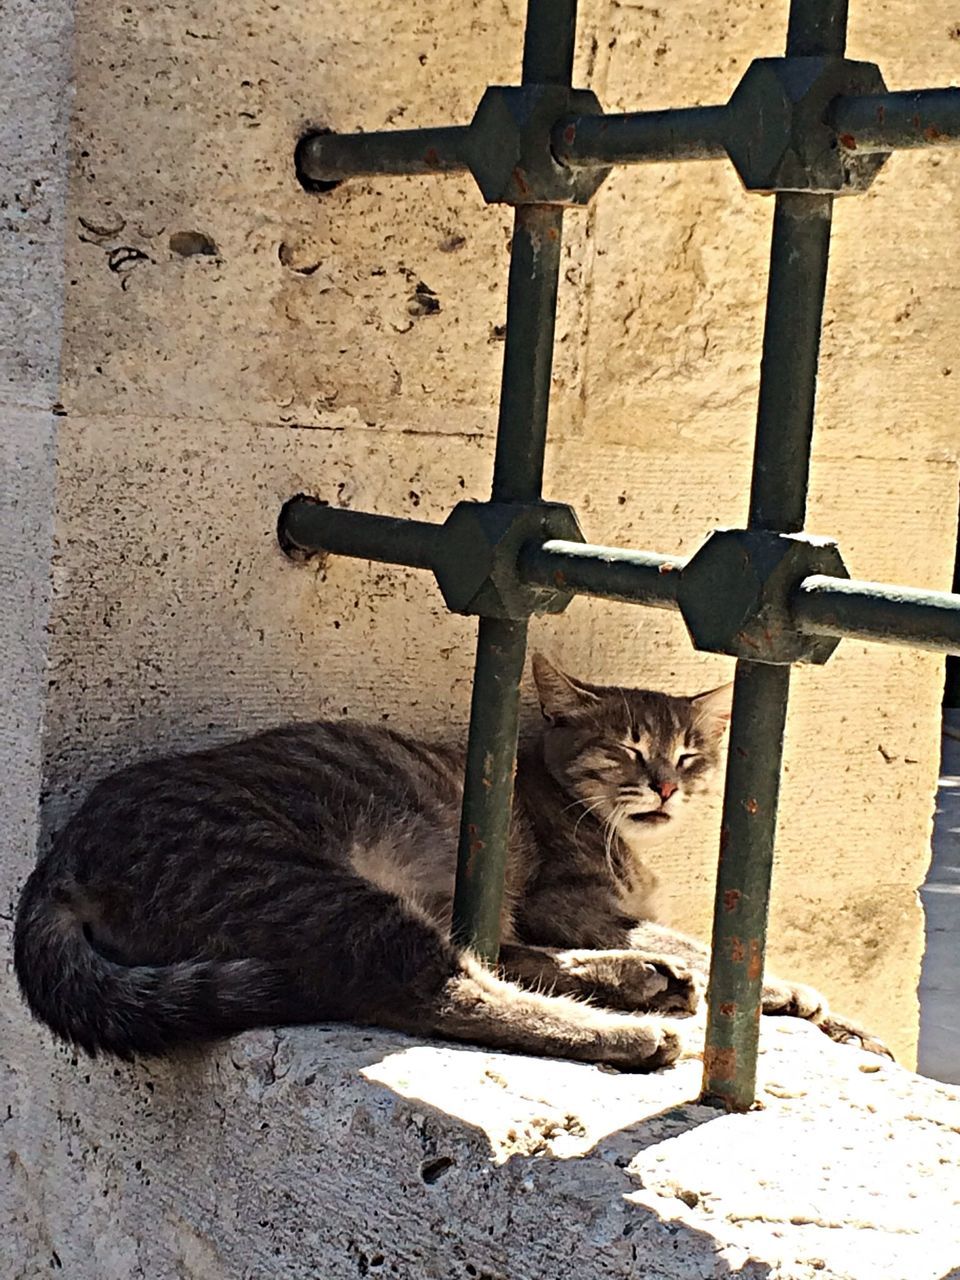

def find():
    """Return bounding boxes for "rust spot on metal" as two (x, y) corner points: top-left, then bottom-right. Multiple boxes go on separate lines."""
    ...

(547, 227), (558, 240)
(658, 562), (676, 574)
(912, 114), (921, 129)
(719, 1002), (736, 1018)
(924, 124), (943, 142)
(424, 147), (440, 168)
(553, 570), (567, 588)
(744, 797), (758, 815)
(719, 826), (730, 852)
(748, 938), (763, 981)
(723, 889), (741, 912)
(466, 824), (485, 874)
(703, 1046), (736, 1081)
(876, 104), (885, 125)
(730, 937), (745, 964)
(563, 123), (576, 145)
(512, 166), (531, 197)
(838, 132), (857, 150)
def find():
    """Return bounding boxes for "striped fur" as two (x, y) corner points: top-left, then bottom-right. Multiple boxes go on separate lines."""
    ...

(13, 655), (888, 1067)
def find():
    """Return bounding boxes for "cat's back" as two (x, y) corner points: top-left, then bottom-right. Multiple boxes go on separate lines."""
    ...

(43, 718), (468, 882)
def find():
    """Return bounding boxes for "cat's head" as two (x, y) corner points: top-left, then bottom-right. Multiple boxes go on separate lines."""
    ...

(531, 653), (731, 844)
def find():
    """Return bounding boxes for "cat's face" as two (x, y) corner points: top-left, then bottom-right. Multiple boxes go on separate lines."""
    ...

(532, 654), (731, 846)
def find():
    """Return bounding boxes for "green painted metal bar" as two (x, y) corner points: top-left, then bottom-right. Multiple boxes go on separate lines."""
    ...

(701, 0), (846, 1112)
(450, 617), (530, 957)
(490, 205), (565, 502)
(450, 0), (578, 959)
(794, 576), (960, 651)
(295, 126), (469, 185)
(748, 193), (833, 534)
(786, 0), (848, 56)
(278, 498), (442, 570)
(519, 539), (682, 608)
(833, 88), (960, 153)
(552, 106), (728, 168)
(702, 662), (792, 1108)
(522, 0), (578, 84)
(276, 501), (960, 657)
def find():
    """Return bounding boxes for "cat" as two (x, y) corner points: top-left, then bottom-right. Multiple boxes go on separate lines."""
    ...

(13, 653), (887, 1071)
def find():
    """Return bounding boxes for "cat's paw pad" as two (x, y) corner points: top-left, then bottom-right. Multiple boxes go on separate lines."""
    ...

(762, 979), (825, 1021)
(642, 961), (702, 1015)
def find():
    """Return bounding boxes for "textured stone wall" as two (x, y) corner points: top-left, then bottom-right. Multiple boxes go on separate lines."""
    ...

(3, 2), (960, 1273)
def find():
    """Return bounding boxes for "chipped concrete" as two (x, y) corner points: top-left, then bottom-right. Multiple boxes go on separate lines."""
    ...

(5, 1019), (960, 1279)
(4, 0), (960, 1273)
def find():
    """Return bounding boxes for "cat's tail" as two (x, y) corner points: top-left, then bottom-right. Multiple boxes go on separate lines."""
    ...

(12, 869), (295, 1059)
(14, 864), (682, 1071)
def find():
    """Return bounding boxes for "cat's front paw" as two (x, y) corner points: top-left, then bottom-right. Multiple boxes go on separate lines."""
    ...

(814, 1014), (894, 1060)
(562, 952), (701, 1015)
(762, 978), (826, 1021)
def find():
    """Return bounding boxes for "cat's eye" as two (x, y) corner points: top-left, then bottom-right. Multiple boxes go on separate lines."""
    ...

(677, 753), (700, 769)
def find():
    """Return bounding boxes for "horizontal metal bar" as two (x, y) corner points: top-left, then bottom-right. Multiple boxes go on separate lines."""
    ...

(278, 499), (443, 570)
(518, 539), (682, 607)
(794, 575), (960, 651)
(298, 85), (960, 188)
(296, 126), (470, 184)
(277, 502), (960, 656)
(552, 106), (728, 168)
(833, 87), (960, 153)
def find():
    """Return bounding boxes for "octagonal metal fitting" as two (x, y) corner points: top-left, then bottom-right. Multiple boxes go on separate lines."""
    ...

(433, 501), (585, 618)
(463, 85), (611, 206)
(724, 56), (889, 194)
(677, 528), (850, 664)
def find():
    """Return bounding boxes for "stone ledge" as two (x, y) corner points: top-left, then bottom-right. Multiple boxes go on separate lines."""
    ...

(6, 1015), (960, 1279)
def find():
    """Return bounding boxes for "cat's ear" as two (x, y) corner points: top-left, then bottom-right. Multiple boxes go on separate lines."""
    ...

(690, 683), (734, 738)
(531, 653), (600, 722)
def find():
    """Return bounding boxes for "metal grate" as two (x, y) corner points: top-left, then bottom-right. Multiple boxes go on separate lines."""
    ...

(279, 0), (960, 1110)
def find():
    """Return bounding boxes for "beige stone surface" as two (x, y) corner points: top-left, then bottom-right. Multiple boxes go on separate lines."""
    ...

(5, 1017), (960, 1279)
(5, 0), (960, 1270)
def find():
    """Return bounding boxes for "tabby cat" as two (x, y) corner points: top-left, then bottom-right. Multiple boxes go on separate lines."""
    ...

(14, 654), (886, 1070)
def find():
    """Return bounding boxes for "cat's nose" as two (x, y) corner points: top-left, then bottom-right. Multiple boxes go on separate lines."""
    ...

(655, 780), (678, 801)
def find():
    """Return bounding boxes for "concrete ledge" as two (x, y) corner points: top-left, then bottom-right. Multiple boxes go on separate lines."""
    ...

(6, 1016), (960, 1279)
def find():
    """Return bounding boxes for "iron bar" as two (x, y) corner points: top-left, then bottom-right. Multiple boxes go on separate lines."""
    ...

(701, 0), (848, 1111)
(702, 662), (792, 1111)
(276, 501), (960, 657)
(450, 617), (530, 959)
(296, 126), (469, 186)
(521, 0), (578, 85)
(833, 88), (960, 153)
(278, 500), (441, 570)
(794, 576), (960, 651)
(519, 539), (682, 608)
(296, 88), (960, 191)
(449, 0), (578, 957)
(490, 205), (565, 502)
(787, 0), (848, 57)
(748, 192), (834, 533)
(553, 106), (728, 168)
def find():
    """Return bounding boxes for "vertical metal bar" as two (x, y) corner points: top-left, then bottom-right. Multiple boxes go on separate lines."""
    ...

(451, 618), (530, 958)
(490, 205), (565, 503)
(702, 0), (844, 1113)
(702, 663), (791, 1109)
(786, 0), (848, 56)
(450, 0), (577, 957)
(748, 193), (834, 534)
(522, 0), (578, 85)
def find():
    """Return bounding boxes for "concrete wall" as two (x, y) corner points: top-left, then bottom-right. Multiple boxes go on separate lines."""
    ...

(4, 0), (960, 1270)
